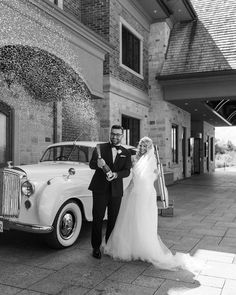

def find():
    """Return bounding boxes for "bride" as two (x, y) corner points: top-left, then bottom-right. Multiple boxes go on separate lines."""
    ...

(104, 136), (198, 271)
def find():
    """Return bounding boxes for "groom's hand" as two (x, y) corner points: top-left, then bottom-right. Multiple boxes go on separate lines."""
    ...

(106, 172), (118, 181)
(97, 158), (105, 168)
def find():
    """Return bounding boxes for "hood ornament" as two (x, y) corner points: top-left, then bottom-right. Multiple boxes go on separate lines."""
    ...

(7, 161), (13, 168)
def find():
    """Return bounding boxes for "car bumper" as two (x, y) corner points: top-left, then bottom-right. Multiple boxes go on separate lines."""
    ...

(0, 218), (53, 234)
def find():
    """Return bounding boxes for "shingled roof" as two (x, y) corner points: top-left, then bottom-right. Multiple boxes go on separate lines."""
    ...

(160, 0), (236, 76)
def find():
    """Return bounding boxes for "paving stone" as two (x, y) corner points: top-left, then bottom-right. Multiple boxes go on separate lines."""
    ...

(201, 261), (236, 280)
(219, 237), (236, 247)
(57, 285), (90, 295)
(170, 237), (201, 252)
(17, 291), (47, 295)
(143, 265), (197, 284)
(197, 221), (217, 228)
(183, 214), (207, 221)
(86, 279), (156, 295)
(132, 275), (164, 289)
(225, 228), (236, 237)
(159, 228), (191, 237)
(195, 275), (225, 288)
(189, 228), (227, 237)
(214, 222), (236, 228)
(30, 258), (123, 292)
(30, 248), (96, 270)
(191, 245), (236, 258)
(192, 249), (234, 263)
(0, 261), (54, 288)
(0, 244), (53, 266)
(175, 221), (206, 229)
(194, 236), (222, 247)
(152, 279), (221, 295)
(0, 284), (21, 295)
(159, 231), (182, 242)
(107, 263), (148, 283)
(221, 279), (236, 295)
(29, 281), (89, 295)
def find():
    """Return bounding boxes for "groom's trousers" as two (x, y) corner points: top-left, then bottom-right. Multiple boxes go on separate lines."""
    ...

(91, 191), (122, 249)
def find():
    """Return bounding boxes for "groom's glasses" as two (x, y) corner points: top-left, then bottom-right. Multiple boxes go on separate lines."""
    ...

(110, 133), (123, 137)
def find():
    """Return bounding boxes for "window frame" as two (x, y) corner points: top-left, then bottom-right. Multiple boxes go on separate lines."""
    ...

(0, 103), (13, 168)
(210, 137), (214, 161)
(171, 124), (178, 164)
(119, 17), (143, 79)
(122, 114), (140, 147)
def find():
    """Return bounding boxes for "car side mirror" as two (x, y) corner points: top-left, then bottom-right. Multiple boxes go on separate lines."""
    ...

(68, 168), (75, 176)
(66, 168), (76, 180)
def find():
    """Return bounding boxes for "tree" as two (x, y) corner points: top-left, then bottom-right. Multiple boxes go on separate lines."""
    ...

(227, 140), (235, 151)
(215, 140), (226, 154)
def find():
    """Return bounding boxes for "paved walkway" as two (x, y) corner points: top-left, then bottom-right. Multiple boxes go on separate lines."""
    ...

(1, 168), (236, 294)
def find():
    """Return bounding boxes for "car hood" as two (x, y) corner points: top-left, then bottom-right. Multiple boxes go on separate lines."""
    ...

(13, 162), (87, 181)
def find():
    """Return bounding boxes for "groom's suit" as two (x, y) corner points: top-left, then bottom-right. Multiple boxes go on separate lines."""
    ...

(89, 142), (132, 249)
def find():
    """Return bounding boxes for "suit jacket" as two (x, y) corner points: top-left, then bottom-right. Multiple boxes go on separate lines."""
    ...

(88, 142), (132, 197)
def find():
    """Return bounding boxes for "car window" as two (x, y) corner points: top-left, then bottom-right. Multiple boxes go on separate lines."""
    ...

(41, 145), (89, 163)
(88, 147), (94, 162)
(41, 146), (61, 161)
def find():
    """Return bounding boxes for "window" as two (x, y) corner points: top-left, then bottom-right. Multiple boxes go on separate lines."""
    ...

(49, 0), (63, 9)
(0, 103), (13, 168)
(210, 137), (214, 161)
(122, 115), (140, 147)
(171, 124), (178, 163)
(120, 18), (143, 78)
(0, 113), (6, 165)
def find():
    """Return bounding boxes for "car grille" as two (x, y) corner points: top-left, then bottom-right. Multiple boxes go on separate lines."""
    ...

(0, 169), (22, 217)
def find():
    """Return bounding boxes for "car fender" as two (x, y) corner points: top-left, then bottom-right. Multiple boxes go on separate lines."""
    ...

(36, 176), (90, 225)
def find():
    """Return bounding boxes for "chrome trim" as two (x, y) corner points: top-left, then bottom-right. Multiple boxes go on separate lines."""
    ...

(0, 219), (53, 234)
(0, 169), (22, 217)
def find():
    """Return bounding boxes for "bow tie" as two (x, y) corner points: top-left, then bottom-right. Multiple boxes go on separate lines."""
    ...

(111, 144), (120, 150)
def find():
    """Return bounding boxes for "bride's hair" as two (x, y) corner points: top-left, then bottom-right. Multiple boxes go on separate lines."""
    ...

(136, 136), (153, 159)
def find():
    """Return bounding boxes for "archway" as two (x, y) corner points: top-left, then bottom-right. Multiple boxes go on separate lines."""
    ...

(0, 45), (98, 164)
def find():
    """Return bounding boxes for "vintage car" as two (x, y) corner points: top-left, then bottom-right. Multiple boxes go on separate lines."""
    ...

(0, 141), (135, 249)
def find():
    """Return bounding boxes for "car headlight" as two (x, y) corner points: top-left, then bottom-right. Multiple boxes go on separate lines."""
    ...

(21, 181), (35, 197)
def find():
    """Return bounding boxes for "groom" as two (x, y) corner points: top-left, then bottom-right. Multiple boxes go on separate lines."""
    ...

(88, 125), (132, 259)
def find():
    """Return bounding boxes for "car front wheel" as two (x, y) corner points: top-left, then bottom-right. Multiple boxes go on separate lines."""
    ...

(46, 201), (82, 249)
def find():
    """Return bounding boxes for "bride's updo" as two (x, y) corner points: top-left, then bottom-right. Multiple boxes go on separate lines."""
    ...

(136, 136), (153, 159)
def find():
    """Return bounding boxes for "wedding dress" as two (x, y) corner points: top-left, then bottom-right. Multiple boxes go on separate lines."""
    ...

(104, 146), (198, 271)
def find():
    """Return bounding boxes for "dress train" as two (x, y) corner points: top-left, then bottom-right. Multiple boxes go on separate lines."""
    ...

(103, 146), (202, 272)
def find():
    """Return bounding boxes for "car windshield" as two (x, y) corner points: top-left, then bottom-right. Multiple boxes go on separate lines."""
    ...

(40, 145), (93, 163)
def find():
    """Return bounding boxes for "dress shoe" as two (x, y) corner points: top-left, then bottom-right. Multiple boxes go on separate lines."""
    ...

(92, 248), (101, 259)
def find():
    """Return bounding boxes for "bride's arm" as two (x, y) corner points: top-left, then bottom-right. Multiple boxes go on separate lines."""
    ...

(131, 155), (137, 167)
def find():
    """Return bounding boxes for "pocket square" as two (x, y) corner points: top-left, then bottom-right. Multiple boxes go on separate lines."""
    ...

(120, 155), (126, 158)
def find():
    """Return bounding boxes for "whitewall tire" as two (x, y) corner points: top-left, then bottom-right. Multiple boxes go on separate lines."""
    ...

(46, 201), (82, 249)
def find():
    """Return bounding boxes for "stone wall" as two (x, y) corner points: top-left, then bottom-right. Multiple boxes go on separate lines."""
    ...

(0, 76), (57, 165)
(148, 21), (191, 180)
(203, 121), (215, 173)
(64, 0), (81, 20)
(81, 0), (110, 41)
(81, 0), (149, 93)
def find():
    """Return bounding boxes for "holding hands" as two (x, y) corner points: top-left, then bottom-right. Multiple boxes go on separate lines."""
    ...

(107, 172), (118, 181)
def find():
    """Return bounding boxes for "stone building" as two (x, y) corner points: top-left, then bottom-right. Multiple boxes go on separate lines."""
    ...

(1, 0), (236, 181)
